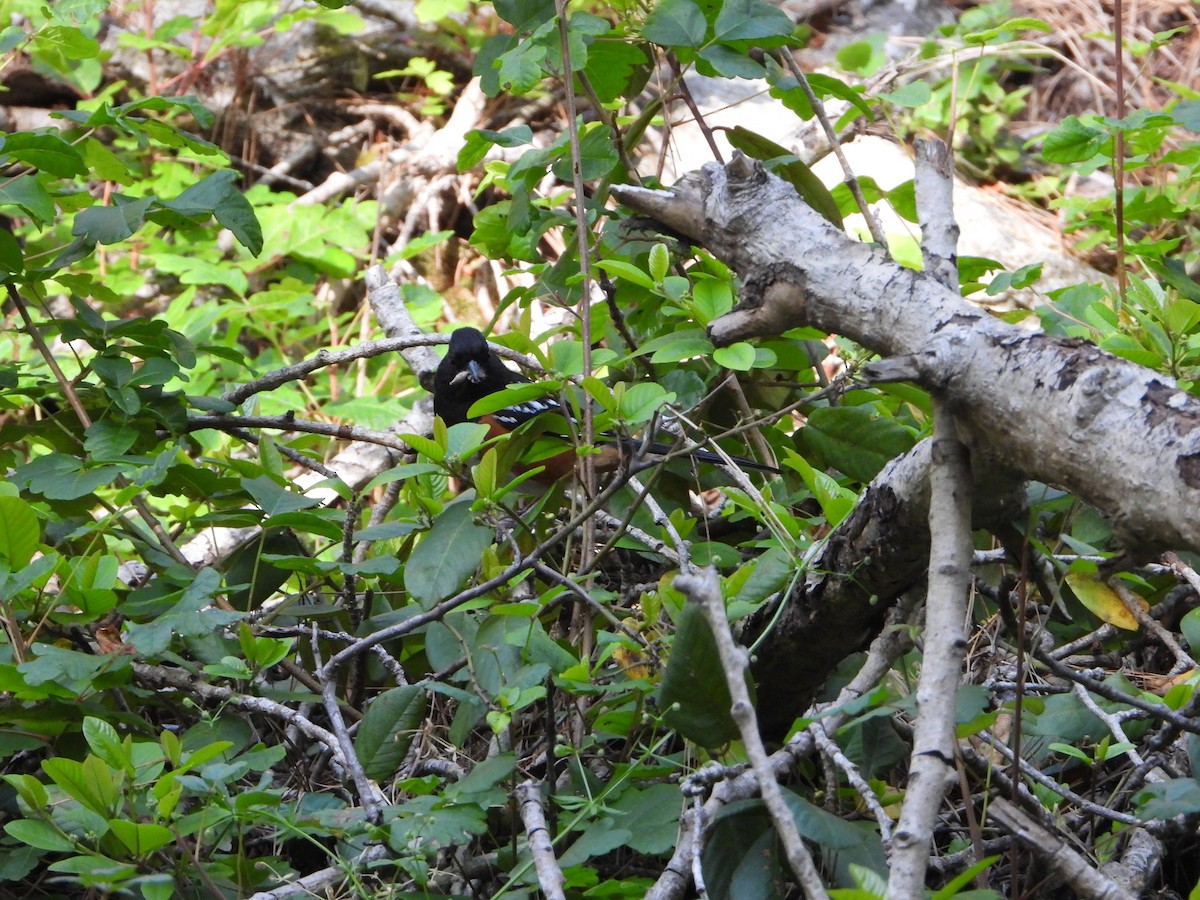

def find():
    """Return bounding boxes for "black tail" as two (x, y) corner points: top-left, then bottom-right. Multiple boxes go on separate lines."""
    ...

(630, 439), (781, 474)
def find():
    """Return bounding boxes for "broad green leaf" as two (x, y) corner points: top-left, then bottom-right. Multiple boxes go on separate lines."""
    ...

(72, 197), (154, 244)
(581, 39), (650, 105)
(641, 0), (706, 48)
(701, 801), (777, 900)
(356, 685), (428, 780)
(493, 0), (555, 29)
(125, 567), (241, 656)
(19, 642), (122, 689)
(713, 0), (794, 41)
(0, 175), (56, 225)
(82, 717), (128, 772)
(0, 225), (21, 271)
(783, 451), (857, 526)
(458, 125), (533, 172)
(657, 600), (741, 749)
(223, 529), (305, 611)
(713, 342), (756, 371)
(879, 81), (931, 108)
(699, 45), (766, 80)
(618, 382), (675, 425)
(404, 501), (494, 606)
(795, 406), (916, 482)
(3, 774), (48, 811)
(496, 39), (547, 95)
(551, 121), (619, 181)
(0, 132), (86, 177)
(1181, 607), (1200, 652)
(33, 24), (99, 60)
(0, 496), (38, 569)
(107, 819), (174, 855)
(242, 475), (320, 516)
(41, 755), (118, 817)
(466, 383), (559, 419)
(1042, 116), (1107, 164)
(1134, 778), (1200, 819)
(596, 258), (657, 291)
(4, 819), (75, 853)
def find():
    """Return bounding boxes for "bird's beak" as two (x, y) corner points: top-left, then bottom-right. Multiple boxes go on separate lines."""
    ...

(449, 359), (486, 387)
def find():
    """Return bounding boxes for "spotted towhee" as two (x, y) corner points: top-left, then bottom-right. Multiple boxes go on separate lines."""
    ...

(433, 327), (779, 482)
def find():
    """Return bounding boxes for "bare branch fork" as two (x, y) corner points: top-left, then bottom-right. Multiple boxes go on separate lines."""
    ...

(610, 158), (1200, 557)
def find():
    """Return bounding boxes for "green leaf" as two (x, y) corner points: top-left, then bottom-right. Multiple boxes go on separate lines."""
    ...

(107, 819), (175, 856)
(597, 258), (657, 290)
(642, 0), (706, 48)
(1182, 607), (1200, 652)
(466, 383), (559, 419)
(3, 774), (48, 811)
(782, 451), (857, 526)
(657, 601), (741, 749)
(356, 685), (428, 780)
(4, 819), (75, 853)
(0, 175), (56, 225)
(19, 642), (124, 689)
(581, 39), (650, 105)
(494, 0), (555, 30)
(701, 801), (777, 899)
(699, 45), (766, 80)
(1134, 778), (1200, 818)
(404, 501), (495, 606)
(1042, 116), (1107, 164)
(795, 406), (916, 482)
(641, 330), (714, 363)
(399, 431), (446, 462)
(73, 197), (154, 244)
(42, 755), (119, 817)
(157, 170), (263, 254)
(125, 567), (241, 656)
(222, 528), (305, 610)
(963, 16), (1052, 43)
(0, 496), (39, 569)
(242, 475), (320, 516)
(835, 34), (886, 76)
(713, 342), (756, 371)
(879, 81), (931, 108)
(712, 0), (794, 41)
(496, 39), (548, 95)
(458, 126), (533, 172)
(618, 382), (675, 424)
(0, 132), (87, 177)
(33, 24), (99, 60)
(82, 717), (128, 772)
(551, 121), (619, 181)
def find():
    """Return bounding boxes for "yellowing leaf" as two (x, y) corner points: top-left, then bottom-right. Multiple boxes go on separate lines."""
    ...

(1065, 573), (1145, 630)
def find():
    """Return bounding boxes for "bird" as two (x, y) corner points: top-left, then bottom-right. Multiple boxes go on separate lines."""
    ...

(433, 326), (779, 482)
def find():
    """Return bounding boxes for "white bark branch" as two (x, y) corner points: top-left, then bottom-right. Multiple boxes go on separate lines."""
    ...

(888, 137), (973, 896)
(611, 155), (1200, 556)
(675, 568), (829, 899)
